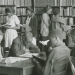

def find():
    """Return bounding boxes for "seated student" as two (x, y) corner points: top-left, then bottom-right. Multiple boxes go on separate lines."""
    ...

(9, 28), (40, 57)
(70, 28), (75, 57)
(33, 29), (70, 75)
(0, 30), (3, 59)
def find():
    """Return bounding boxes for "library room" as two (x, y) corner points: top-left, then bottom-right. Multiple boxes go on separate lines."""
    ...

(0, 0), (75, 75)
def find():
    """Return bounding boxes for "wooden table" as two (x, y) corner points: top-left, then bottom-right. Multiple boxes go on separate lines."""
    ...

(0, 59), (34, 75)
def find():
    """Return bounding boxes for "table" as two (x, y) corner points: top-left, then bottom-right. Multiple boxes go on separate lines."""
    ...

(0, 59), (34, 75)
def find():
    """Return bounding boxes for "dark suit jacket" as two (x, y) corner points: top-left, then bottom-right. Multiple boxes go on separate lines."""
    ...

(9, 36), (40, 57)
(9, 37), (25, 57)
(29, 15), (38, 38)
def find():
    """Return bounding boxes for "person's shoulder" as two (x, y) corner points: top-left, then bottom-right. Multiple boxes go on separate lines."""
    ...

(42, 13), (48, 17)
(12, 15), (18, 18)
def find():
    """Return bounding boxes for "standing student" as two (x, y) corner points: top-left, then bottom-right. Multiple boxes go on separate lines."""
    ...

(39, 5), (52, 51)
(51, 8), (66, 40)
(40, 5), (52, 41)
(25, 7), (38, 45)
(4, 7), (20, 54)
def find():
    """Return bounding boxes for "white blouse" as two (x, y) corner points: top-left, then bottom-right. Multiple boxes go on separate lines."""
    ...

(6, 15), (20, 27)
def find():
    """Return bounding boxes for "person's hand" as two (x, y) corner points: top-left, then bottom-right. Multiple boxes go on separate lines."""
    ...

(32, 58), (42, 70)
(4, 26), (10, 29)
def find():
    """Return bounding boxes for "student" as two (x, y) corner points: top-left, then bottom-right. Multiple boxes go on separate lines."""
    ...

(39, 5), (52, 51)
(40, 5), (52, 41)
(4, 7), (20, 51)
(9, 26), (40, 57)
(33, 29), (70, 75)
(51, 8), (66, 40)
(24, 6), (38, 45)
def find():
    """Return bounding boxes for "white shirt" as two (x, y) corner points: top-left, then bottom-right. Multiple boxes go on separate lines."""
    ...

(6, 15), (20, 27)
(26, 16), (31, 25)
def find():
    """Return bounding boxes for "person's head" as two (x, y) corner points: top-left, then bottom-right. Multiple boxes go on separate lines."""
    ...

(5, 7), (15, 17)
(43, 5), (52, 14)
(49, 29), (63, 48)
(52, 7), (60, 15)
(22, 31), (33, 46)
(26, 7), (34, 17)
(0, 30), (3, 43)
(71, 28), (75, 43)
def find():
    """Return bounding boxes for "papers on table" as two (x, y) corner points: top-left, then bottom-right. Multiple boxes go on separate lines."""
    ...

(19, 53), (38, 58)
(0, 57), (29, 64)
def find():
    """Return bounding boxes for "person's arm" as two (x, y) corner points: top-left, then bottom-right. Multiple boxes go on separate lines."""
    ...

(5, 15), (20, 30)
(28, 43), (40, 53)
(5, 25), (20, 29)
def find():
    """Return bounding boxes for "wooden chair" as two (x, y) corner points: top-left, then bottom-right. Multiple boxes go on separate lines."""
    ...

(50, 56), (69, 75)
(69, 56), (75, 75)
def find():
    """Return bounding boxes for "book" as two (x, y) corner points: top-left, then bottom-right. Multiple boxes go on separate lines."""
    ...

(19, 53), (38, 58)
(20, 0), (24, 6)
(25, 0), (28, 6)
(15, 0), (20, 7)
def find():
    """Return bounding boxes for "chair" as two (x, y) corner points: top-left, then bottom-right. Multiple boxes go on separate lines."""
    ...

(50, 56), (69, 75)
(69, 56), (75, 75)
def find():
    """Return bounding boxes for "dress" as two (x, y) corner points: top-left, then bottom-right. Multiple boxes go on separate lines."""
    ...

(5, 15), (20, 48)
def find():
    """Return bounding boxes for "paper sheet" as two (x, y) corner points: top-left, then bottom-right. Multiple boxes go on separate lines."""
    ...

(0, 57), (29, 64)
(19, 53), (38, 58)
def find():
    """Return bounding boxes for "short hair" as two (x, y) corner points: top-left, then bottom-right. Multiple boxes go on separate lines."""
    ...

(26, 7), (34, 13)
(53, 8), (60, 15)
(5, 7), (15, 14)
(43, 5), (52, 13)
(71, 28), (75, 36)
(49, 29), (62, 40)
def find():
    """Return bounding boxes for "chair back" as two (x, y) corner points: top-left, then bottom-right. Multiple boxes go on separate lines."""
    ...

(50, 56), (69, 75)
(69, 56), (75, 75)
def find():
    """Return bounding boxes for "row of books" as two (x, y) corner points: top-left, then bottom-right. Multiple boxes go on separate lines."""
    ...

(48, 0), (60, 6)
(48, 0), (72, 6)
(16, 8), (27, 16)
(34, 0), (48, 6)
(0, 6), (16, 15)
(14, 0), (32, 7)
(60, 7), (72, 16)
(0, 0), (14, 5)
(34, 0), (72, 6)
(18, 16), (26, 24)
(72, 0), (75, 6)
(34, 7), (44, 14)
(0, 7), (5, 14)
(0, 15), (7, 24)
(63, 17), (73, 25)
(0, 0), (32, 7)
(72, 8), (75, 16)
(60, 0), (72, 6)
